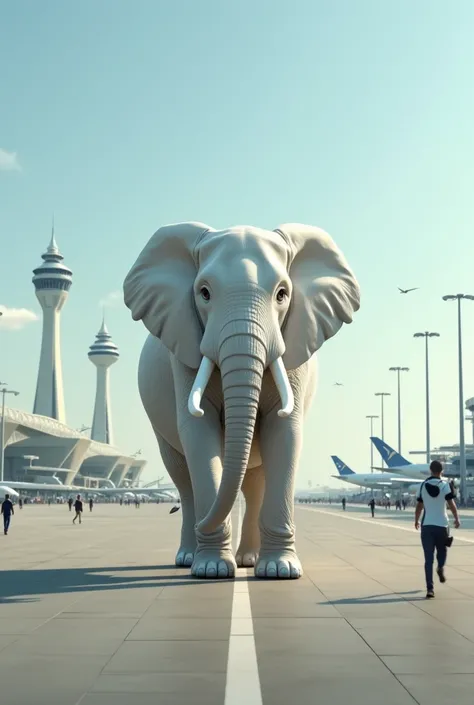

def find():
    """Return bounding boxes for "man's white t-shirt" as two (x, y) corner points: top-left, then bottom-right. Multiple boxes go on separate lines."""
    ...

(416, 477), (454, 527)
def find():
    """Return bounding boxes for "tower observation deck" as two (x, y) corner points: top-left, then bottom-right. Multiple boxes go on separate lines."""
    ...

(88, 319), (119, 445)
(32, 230), (72, 422)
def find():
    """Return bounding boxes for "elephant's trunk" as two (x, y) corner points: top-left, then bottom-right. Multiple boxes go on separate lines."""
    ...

(197, 327), (266, 534)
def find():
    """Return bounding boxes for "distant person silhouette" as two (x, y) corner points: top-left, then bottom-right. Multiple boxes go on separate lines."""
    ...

(73, 495), (83, 525)
(368, 498), (376, 518)
(89, 498), (94, 512)
(1, 494), (14, 535)
(342, 498), (346, 511)
(68, 497), (73, 512)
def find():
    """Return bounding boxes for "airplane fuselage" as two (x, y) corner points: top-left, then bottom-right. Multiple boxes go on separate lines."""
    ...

(333, 473), (420, 490)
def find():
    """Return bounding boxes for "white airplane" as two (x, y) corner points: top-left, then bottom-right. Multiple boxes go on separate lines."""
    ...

(370, 438), (456, 480)
(331, 456), (422, 490)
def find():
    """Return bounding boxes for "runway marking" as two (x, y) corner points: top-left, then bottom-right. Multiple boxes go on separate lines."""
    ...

(299, 506), (474, 544)
(225, 499), (262, 705)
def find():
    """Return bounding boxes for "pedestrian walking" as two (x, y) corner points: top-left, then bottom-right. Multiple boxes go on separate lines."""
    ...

(368, 497), (376, 518)
(19, 497), (23, 510)
(1, 494), (15, 535)
(72, 495), (83, 525)
(415, 460), (460, 599)
(342, 497), (346, 511)
(68, 497), (73, 512)
(89, 498), (94, 512)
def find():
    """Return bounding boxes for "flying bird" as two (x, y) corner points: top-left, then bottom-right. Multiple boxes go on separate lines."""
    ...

(398, 287), (419, 294)
(333, 382), (344, 387)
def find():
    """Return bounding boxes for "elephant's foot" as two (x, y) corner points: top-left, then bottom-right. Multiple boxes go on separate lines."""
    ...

(175, 530), (197, 567)
(236, 550), (258, 567)
(191, 549), (236, 579)
(175, 546), (195, 567)
(255, 549), (302, 579)
(236, 535), (259, 567)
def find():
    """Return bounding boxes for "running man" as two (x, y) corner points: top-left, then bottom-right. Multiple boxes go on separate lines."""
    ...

(73, 495), (83, 525)
(415, 460), (460, 599)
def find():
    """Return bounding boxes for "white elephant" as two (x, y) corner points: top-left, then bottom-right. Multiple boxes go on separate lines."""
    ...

(123, 222), (360, 579)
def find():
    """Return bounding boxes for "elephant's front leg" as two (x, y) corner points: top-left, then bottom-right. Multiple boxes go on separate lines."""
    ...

(236, 465), (265, 567)
(173, 360), (236, 579)
(257, 409), (303, 579)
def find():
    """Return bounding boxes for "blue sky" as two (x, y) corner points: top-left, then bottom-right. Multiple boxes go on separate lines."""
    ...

(1, 1), (474, 489)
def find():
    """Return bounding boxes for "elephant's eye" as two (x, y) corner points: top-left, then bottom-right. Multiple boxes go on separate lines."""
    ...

(200, 286), (211, 302)
(276, 287), (288, 303)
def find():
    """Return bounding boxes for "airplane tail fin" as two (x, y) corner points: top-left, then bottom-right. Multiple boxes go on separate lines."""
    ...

(370, 437), (411, 467)
(331, 456), (355, 476)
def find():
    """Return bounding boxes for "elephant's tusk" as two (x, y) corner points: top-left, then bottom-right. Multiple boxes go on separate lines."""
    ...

(270, 357), (294, 418)
(188, 356), (215, 417)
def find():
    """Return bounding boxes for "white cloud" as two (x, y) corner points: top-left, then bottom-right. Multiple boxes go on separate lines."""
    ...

(0, 148), (21, 172)
(99, 290), (123, 308)
(0, 306), (38, 330)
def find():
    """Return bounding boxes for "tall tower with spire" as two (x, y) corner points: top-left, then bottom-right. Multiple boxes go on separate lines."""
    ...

(32, 225), (72, 422)
(88, 318), (119, 444)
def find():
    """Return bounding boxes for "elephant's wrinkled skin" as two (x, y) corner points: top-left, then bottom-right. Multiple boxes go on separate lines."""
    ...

(124, 223), (360, 579)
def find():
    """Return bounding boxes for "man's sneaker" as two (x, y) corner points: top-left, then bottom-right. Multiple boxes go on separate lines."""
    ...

(426, 590), (435, 599)
(437, 567), (446, 583)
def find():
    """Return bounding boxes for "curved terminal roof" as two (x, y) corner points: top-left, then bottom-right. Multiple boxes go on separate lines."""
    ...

(4, 406), (143, 463)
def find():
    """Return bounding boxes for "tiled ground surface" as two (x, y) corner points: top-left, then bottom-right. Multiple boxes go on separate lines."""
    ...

(1, 502), (474, 704)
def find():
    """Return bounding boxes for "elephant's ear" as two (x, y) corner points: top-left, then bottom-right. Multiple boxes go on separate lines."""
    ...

(274, 224), (360, 370)
(123, 222), (212, 369)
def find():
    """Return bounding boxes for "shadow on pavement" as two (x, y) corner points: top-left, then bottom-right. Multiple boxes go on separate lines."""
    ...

(320, 590), (425, 605)
(0, 565), (247, 604)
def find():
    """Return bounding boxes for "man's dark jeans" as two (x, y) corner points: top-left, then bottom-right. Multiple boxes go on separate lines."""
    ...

(3, 514), (11, 534)
(421, 525), (448, 590)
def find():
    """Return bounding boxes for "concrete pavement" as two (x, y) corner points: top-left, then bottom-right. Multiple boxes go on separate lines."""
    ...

(1, 502), (474, 704)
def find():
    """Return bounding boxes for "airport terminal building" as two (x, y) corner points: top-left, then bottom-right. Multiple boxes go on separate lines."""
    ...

(3, 408), (146, 489)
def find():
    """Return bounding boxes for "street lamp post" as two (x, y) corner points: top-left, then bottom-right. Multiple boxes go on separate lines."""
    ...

(442, 294), (474, 505)
(374, 393), (391, 466)
(389, 367), (409, 454)
(0, 386), (20, 483)
(414, 332), (440, 465)
(366, 415), (379, 472)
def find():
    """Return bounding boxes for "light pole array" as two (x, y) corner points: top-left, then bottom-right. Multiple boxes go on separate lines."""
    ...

(414, 332), (440, 464)
(374, 393), (390, 441)
(0, 386), (20, 483)
(374, 393), (391, 466)
(366, 415), (379, 472)
(389, 367), (409, 454)
(442, 294), (474, 505)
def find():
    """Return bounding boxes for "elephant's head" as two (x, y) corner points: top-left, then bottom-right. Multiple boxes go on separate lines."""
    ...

(124, 222), (360, 533)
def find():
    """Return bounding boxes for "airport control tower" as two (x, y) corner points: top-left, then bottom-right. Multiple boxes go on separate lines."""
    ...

(32, 228), (73, 422)
(88, 319), (119, 445)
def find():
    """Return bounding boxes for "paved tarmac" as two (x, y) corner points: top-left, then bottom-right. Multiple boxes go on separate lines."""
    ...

(1, 502), (474, 705)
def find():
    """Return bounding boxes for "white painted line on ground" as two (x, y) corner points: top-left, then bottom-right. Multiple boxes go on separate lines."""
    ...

(225, 498), (262, 705)
(299, 506), (474, 544)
